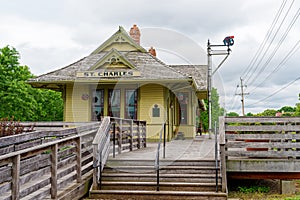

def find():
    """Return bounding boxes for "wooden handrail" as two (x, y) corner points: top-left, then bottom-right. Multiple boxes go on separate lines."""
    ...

(0, 122), (99, 200)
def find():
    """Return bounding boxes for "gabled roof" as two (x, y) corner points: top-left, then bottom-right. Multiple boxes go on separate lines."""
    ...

(28, 25), (207, 95)
(91, 26), (147, 54)
(89, 48), (137, 70)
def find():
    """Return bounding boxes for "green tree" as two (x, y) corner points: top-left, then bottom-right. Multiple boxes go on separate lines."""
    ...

(226, 112), (239, 117)
(0, 46), (37, 120)
(0, 45), (63, 121)
(256, 109), (277, 117)
(200, 87), (224, 131)
(294, 94), (300, 116)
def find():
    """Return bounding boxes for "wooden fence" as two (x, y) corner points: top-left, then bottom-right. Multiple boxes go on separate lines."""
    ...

(0, 122), (100, 200)
(92, 117), (147, 190)
(110, 117), (147, 155)
(219, 117), (300, 182)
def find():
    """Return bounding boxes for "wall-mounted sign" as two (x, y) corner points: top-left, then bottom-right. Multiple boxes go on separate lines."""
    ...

(152, 104), (160, 117)
(76, 71), (141, 78)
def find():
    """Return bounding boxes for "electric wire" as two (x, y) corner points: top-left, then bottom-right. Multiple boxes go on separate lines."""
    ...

(241, 0), (288, 81)
(247, 6), (300, 87)
(249, 39), (300, 92)
(247, 76), (300, 106)
(245, 0), (296, 85)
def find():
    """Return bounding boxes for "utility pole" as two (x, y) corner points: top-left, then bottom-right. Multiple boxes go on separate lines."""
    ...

(207, 36), (233, 139)
(236, 77), (249, 116)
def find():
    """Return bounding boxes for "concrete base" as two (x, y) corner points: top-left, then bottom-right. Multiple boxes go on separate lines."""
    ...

(280, 180), (296, 194)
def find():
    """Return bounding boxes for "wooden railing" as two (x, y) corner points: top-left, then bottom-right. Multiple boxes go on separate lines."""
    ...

(0, 122), (100, 200)
(219, 116), (300, 184)
(92, 117), (147, 190)
(110, 117), (147, 154)
(92, 117), (111, 190)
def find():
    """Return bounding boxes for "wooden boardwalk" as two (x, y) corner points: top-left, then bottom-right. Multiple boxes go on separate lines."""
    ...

(108, 135), (216, 161)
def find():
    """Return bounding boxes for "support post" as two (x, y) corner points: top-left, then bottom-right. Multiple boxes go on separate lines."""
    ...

(113, 122), (116, 158)
(76, 137), (82, 183)
(51, 144), (58, 199)
(12, 154), (20, 200)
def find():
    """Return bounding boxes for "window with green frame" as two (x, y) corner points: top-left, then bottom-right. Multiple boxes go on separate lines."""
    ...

(92, 89), (104, 121)
(108, 89), (120, 118)
(177, 92), (188, 124)
(125, 89), (137, 119)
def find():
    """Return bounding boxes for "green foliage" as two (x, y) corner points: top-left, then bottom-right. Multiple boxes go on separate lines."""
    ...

(238, 185), (270, 194)
(200, 88), (224, 131)
(294, 94), (300, 116)
(246, 112), (254, 116)
(256, 109), (278, 117)
(226, 112), (239, 117)
(0, 45), (63, 121)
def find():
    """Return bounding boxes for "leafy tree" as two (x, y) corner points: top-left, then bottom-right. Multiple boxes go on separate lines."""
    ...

(0, 46), (37, 120)
(278, 106), (296, 113)
(226, 112), (239, 117)
(256, 109), (277, 117)
(0, 45), (63, 121)
(246, 112), (254, 116)
(200, 87), (224, 131)
(294, 93), (300, 116)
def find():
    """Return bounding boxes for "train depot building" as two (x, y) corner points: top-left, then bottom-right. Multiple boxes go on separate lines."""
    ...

(29, 25), (207, 140)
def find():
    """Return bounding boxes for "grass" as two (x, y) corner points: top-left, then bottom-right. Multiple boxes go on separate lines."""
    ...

(228, 179), (300, 200)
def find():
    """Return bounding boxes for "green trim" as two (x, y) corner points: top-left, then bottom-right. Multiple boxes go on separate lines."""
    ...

(89, 48), (137, 70)
(91, 26), (147, 54)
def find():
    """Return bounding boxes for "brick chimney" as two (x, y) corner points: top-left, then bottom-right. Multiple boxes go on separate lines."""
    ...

(129, 24), (141, 45)
(148, 46), (156, 57)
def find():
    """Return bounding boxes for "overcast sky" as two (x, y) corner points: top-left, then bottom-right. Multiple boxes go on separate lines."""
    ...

(1, 0), (299, 115)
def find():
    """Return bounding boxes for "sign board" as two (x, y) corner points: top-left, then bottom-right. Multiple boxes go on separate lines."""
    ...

(76, 71), (141, 78)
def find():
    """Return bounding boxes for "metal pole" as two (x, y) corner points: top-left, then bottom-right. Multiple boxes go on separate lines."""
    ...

(207, 40), (212, 139)
(113, 123), (116, 158)
(163, 123), (166, 159)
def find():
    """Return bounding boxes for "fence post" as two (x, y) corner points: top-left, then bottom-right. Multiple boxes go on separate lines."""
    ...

(137, 121), (141, 149)
(76, 137), (82, 183)
(12, 154), (20, 200)
(50, 144), (58, 199)
(130, 120), (133, 151)
(118, 119), (122, 154)
(219, 116), (227, 193)
(113, 122), (116, 158)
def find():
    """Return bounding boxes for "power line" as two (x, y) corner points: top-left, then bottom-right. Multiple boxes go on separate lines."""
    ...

(247, 6), (300, 86)
(245, 0), (296, 85)
(247, 76), (300, 106)
(249, 39), (300, 93)
(242, 0), (288, 81)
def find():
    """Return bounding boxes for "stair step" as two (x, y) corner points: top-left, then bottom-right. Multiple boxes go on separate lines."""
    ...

(104, 165), (219, 174)
(102, 173), (221, 183)
(89, 190), (227, 200)
(106, 159), (219, 167)
(101, 181), (221, 191)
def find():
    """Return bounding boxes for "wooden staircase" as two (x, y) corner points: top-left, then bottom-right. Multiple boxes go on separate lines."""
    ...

(89, 159), (227, 199)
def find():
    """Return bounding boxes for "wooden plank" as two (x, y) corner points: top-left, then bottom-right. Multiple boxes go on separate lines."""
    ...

(50, 144), (58, 199)
(225, 117), (300, 123)
(226, 133), (300, 140)
(219, 116), (225, 145)
(225, 125), (300, 132)
(12, 154), (20, 200)
(226, 141), (300, 149)
(228, 172), (300, 179)
(226, 150), (300, 158)
(75, 137), (82, 183)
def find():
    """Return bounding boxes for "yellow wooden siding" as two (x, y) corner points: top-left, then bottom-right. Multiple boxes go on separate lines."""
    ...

(139, 84), (166, 139)
(102, 43), (138, 52)
(64, 84), (90, 122)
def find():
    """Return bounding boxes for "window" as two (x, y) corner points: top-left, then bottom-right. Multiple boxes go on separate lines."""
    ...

(177, 92), (188, 124)
(92, 90), (104, 121)
(125, 89), (137, 119)
(108, 89), (120, 118)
